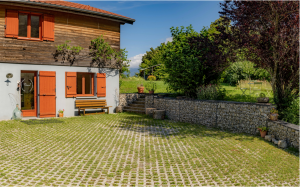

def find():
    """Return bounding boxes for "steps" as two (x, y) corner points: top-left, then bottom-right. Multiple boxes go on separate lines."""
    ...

(123, 96), (145, 114)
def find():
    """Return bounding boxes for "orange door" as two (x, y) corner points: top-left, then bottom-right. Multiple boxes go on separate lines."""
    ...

(21, 71), (37, 117)
(39, 71), (56, 118)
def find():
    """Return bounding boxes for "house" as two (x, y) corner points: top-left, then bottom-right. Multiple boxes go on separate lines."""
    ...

(0, 0), (135, 120)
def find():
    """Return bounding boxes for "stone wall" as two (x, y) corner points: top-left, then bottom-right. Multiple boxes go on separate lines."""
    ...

(145, 95), (299, 148)
(267, 120), (299, 148)
(119, 93), (140, 107)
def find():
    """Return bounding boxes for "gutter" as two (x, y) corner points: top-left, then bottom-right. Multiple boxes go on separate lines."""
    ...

(4, 0), (135, 24)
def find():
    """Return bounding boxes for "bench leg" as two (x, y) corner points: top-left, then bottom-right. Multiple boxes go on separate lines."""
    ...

(107, 107), (109, 114)
(83, 109), (86, 116)
(78, 108), (80, 116)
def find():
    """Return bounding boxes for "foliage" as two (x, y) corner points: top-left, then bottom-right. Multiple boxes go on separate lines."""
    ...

(222, 61), (270, 85)
(218, 1), (299, 115)
(145, 81), (157, 92)
(258, 93), (266, 98)
(270, 108), (278, 114)
(139, 44), (168, 80)
(257, 127), (268, 132)
(196, 84), (226, 100)
(281, 97), (299, 125)
(58, 109), (64, 114)
(53, 40), (83, 65)
(147, 75), (156, 81)
(119, 79), (123, 88)
(89, 36), (131, 76)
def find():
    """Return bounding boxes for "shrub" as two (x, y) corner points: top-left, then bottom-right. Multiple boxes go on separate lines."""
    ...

(147, 75), (156, 81)
(196, 84), (226, 100)
(145, 82), (157, 92)
(281, 97), (299, 125)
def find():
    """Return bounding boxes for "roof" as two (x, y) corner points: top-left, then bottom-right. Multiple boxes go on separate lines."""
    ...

(9, 0), (135, 24)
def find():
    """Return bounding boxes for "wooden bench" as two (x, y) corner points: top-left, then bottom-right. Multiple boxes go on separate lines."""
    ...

(75, 100), (112, 116)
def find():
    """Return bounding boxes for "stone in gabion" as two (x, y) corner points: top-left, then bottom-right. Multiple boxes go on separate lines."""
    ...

(272, 138), (278, 145)
(265, 135), (272, 142)
(278, 140), (287, 149)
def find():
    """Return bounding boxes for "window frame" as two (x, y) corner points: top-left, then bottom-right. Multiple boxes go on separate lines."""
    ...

(17, 11), (43, 41)
(76, 72), (95, 97)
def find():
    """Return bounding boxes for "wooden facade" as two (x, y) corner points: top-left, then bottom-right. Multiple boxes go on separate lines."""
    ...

(0, 3), (121, 67)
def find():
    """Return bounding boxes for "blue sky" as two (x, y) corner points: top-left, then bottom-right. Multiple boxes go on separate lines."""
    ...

(74, 1), (223, 75)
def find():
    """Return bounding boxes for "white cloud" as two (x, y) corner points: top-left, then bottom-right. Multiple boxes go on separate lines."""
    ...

(128, 53), (146, 68)
(165, 37), (173, 44)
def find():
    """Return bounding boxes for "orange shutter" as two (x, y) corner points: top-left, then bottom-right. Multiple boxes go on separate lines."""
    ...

(39, 71), (56, 118)
(65, 72), (77, 98)
(97, 73), (106, 97)
(5, 10), (18, 38)
(43, 14), (54, 41)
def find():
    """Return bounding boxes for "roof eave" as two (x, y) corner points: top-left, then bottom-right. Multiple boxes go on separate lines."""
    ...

(8, 0), (135, 24)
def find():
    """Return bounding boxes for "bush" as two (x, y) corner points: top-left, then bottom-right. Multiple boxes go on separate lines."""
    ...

(223, 61), (270, 85)
(145, 82), (157, 92)
(147, 75), (156, 81)
(281, 97), (299, 125)
(196, 84), (226, 100)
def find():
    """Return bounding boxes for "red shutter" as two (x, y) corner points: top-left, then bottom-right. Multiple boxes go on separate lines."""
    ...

(65, 72), (77, 98)
(43, 14), (54, 41)
(97, 73), (106, 97)
(39, 71), (56, 118)
(5, 10), (18, 38)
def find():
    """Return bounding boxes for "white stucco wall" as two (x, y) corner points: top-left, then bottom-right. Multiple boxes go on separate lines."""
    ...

(0, 63), (119, 120)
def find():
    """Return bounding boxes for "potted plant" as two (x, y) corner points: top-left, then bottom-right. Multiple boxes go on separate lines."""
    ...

(58, 109), (64, 117)
(137, 83), (144, 93)
(145, 81), (157, 94)
(257, 126), (268, 138)
(270, 108), (278, 121)
(257, 93), (269, 103)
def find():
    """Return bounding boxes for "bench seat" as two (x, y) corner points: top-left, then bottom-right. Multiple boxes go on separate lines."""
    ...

(75, 100), (112, 116)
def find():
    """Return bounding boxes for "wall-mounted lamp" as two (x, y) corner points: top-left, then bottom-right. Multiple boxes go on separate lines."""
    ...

(5, 73), (13, 86)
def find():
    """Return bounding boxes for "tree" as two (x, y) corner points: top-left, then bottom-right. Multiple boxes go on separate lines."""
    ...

(53, 40), (83, 65)
(217, 1), (299, 114)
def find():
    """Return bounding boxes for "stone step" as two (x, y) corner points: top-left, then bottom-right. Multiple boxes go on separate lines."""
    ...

(123, 108), (145, 114)
(128, 103), (145, 108)
(133, 101), (145, 104)
(137, 98), (145, 101)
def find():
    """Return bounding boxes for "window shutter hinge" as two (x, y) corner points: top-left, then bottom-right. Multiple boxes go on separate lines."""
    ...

(4, 25), (6, 29)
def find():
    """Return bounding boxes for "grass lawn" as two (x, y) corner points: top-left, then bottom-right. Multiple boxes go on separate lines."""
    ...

(220, 83), (275, 103)
(0, 113), (298, 186)
(120, 77), (168, 93)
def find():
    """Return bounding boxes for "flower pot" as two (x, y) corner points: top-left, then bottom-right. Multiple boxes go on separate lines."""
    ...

(270, 113), (278, 121)
(137, 87), (144, 93)
(149, 91), (154, 94)
(259, 130), (267, 138)
(257, 97), (269, 103)
(59, 113), (64, 117)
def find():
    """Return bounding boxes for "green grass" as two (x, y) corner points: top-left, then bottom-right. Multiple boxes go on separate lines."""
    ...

(120, 77), (169, 94)
(0, 114), (298, 186)
(220, 83), (275, 103)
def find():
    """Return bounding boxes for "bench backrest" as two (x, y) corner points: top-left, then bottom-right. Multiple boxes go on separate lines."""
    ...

(75, 100), (107, 108)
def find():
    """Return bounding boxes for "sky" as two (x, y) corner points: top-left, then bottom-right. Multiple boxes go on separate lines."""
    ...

(74, 1), (223, 76)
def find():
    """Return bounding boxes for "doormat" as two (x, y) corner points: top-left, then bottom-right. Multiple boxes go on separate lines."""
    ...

(21, 119), (64, 125)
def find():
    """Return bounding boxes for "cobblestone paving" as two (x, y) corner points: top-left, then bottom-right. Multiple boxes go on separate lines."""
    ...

(0, 113), (298, 186)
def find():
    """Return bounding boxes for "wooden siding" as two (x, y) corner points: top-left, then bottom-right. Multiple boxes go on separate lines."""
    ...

(0, 4), (120, 67)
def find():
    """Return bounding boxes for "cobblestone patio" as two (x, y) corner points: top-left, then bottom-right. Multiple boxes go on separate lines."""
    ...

(0, 113), (298, 186)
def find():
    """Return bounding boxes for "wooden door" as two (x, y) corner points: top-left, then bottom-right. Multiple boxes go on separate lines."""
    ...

(21, 71), (37, 117)
(39, 71), (56, 118)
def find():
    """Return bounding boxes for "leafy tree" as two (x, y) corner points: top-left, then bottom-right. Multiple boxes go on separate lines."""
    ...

(53, 40), (83, 65)
(89, 36), (131, 77)
(218, 1), (299, 117)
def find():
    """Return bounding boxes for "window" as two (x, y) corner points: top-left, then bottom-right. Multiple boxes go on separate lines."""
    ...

(65, 72), (106, 98)
(77, 73), (94, 96)
(5, 10), (54, 41)
(18, 13), (41, 40)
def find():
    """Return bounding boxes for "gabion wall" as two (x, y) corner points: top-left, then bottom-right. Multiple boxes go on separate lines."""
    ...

(119, 93), (140, 107)
(145, 95), (299, 148)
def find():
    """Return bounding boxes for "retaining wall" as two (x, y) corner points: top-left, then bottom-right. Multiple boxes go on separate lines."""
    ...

(119, 93), (140, 107)
(145, 95), (299, 148)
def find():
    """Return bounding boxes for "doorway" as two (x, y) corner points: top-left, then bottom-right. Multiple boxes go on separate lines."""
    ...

(20, 71), (37, 117)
